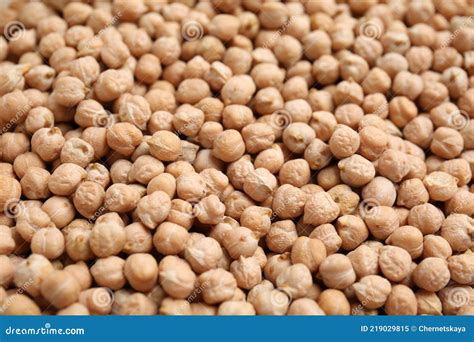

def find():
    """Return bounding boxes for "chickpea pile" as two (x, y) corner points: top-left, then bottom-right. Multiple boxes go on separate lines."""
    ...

(0, 0), (473, 317)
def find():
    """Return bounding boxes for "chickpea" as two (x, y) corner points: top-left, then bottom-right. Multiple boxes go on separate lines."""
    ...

(41, 270), (81, 309)
(385, 285), (417, 315)
(124, 253), (158, 293)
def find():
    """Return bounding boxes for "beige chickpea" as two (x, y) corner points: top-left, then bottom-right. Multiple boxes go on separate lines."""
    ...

(158, 256), (196, 299)
(223, 226), (258, 259)
(430, 127), (464, 159)
(90, 222), (126, 258)
(2, 294), (41, 315)
(378, 246), (412, 282)
(336, 215), (369, 251)
(291, 237), (326, 273)
(20, 167), (50, 200)
(416, 290), (443, 315)
(423, 171), (458, 201)
(230, 256), (262, 290)
(221, 75), (256, 105)
(329, 125), (360, 159)
(224, 156), (253, 189)
(31, 127), (65, 162)
(124, 253), (158, 293)
(276, 263), (312, 299)
(338, 154), (375, 187)
(41, 270), (81, 309)
(106, 122), (143, 156)
(147, 131), (181, 162)
(347, 244), (379, 278)
(386, 225), (423, 259)
(318, 289), (351, 315)
(0, 225), (15, 255)
(136, 191), (171, 229)
(176, 172), (207, 202)
(309, 224), (342, 255)
(90, 256), (126, 290)
(13, 254), (54, 297)
(212, 129), (246, 163)
(413, 257), (450, 292)
(272, 185), (306, 219)
(31, 227), (65, 260)
(423, 234), (452, 259)
(184, 235), (222, 274)
(243, 168), (277, 202)
(288, 298), (325, 315)
(385, 285), (417, 315)
(441, 214), (474, 252)
(242, 123), (275, 154)
(198, 268), (237, 305)
(396, 179), (429, 209)
(123, 222), (152, 255)
(42, 196), (75, 228)
(304, 138), (332, 171)
(319, 254), (356, 290)
(265, 220), (298, 254)
(104, 184), (140, 214)
(376, 149), (411, 182)
(353, 275), (391, 309)
(439, 159), (472, 187)
(153, 221), (189, 255)
(316, 165), (342, 191)
(279, 159), (311, 188)
(282, 123), (315, 154)
(218, 301), (256, 315)
(128, 155), (164, 185)
(48, 163), (86, 196)
(303, 192), (340, 226)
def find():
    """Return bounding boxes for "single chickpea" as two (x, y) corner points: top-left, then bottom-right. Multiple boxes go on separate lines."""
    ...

(413, 257), (450, 292)
(124, 253), (158, 293)
(41, 270), (81, 309)
(396, 179), (429, 209)
(318, 289), (351, 315)
(90, 256), (126, 290)
(423, 171), (458, 201)
(31, 227), (65, 260)
(198, 269), (237, 305)
(184, 235), (223, 274)
(212, 129), (246, 162)
(336, 215), (369, 251)
(243, 168), (277, 202)
(319, 254), (356, 290)
(423, 235), (452, 259)
(153, 222), (189, 255)
(347, 244), (379, 278)
(291, 237), (326, 273)
(230, 256), (262, 290)
(303, 192), (340, 226)
(384, 285), (417, 315)
(378, 246), (412, 282)
(136, 191), (171, 229)
(159, 256), (196, 299)
(89, 222), (126, 258)
(272, 184), (306, 219)
(430, 127), (464, 159)
(329, 125), (360, 159)
(440, 214), (474, 252)
(223, 226), (258, 259)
